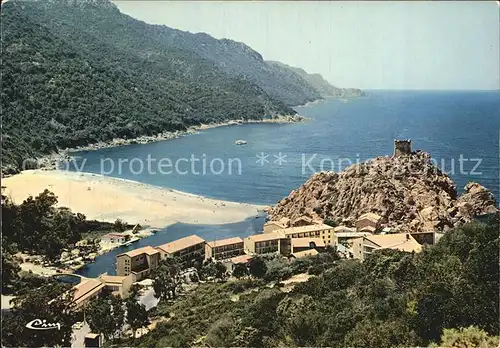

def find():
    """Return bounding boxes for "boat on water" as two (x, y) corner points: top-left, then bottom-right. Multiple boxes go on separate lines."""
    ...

(235, 140), (247, 145)
(340, 98), (349, 104)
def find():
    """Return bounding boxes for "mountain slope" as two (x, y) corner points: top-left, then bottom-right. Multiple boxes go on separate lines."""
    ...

(165, 36), (322, 106)
(268, 61), (364, 98)
(1, 0), (294, 173)
(27, 0), (322, 106)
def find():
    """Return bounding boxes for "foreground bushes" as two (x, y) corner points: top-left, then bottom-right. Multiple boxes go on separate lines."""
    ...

(116, 215), (499, 347)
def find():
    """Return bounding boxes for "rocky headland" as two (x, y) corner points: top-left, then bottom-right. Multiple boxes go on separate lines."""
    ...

(268, 150), (498, 233)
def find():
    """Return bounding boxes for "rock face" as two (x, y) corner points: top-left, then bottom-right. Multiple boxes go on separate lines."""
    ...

(456, 182), (499, 221)
(268, 151), (498, 233)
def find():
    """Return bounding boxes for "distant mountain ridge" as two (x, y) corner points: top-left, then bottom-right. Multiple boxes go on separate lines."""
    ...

(28, 0), (360, 105)
(1, 0), (362, 173)
(157, 32), (323, 106)
(268, 61), (365, 98)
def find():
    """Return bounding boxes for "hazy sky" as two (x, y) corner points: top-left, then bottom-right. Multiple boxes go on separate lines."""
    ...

(114, 1), (499, 90)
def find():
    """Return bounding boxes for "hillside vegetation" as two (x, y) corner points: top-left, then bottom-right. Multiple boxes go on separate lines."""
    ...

(1, 189), (498, 347)
(4, 0), (288, 173)
(1, 0), (361, 174)
(1, 189), (124, 267)
(114, 216), (499, 347)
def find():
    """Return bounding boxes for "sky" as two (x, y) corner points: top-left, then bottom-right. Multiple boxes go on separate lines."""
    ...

(114, 1), (499, 90)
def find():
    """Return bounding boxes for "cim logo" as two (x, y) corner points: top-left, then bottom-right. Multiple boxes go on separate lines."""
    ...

(25, 319), (61, 331)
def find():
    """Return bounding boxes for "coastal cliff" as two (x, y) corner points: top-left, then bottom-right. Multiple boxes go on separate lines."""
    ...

(268, 151), (498, 232)
(267, 61), (365, 98)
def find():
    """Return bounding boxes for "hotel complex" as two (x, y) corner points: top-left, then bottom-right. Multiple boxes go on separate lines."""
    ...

(244, 231), (290, 255)
(116, 246), (161, 281)
(72, 212), (427, 311)
(110, 213), (425, 286)
(351, 233), (422, 261)
(205, 237), (244, 260)
(277, 224), (337, 245)
(262, 217), (291, 233)
(355, 212), (383, 233)
(73, 273), (134, 308)
(291, 237), (325, 253)
(156, 234), (206, 261)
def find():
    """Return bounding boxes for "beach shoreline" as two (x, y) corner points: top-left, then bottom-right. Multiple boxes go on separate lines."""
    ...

(2, 170), (267, 229)
(35, 115), (307, 170)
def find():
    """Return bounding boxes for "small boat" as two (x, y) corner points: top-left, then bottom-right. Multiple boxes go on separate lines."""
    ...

(340, 98), (349, 104)
(235, 140), (247, 145)
(123, 241), (133, 246)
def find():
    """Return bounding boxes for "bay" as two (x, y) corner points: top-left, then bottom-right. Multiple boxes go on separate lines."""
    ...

(73, 90), (500, 276)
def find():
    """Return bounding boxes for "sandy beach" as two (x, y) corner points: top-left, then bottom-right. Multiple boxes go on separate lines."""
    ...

(2, 170), (266, 228)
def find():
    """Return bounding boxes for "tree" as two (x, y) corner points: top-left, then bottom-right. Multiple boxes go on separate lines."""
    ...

(1, 247), (21, 293)
(113, 218), (127, 232)
(152, 258), (182, 301)
(323, 218), (339, 227)
(1, 195), (22, 248)
(264, 257), (292, 281)
(205, 317), (238, 347)
(276, 295), (322, 346)
(1, 189), (114, 262)
(200, 261), (227, 280)
(16, 190), (59, 255)
(216, 262), (228, 279)
(248, 256), (267, 278)
(412, 217), (499, 343)
(431, 326), (500, 348)
(153, 272), (175, 301)
(232, 263), (248, 279)
(126, 285), (149, 338)
(190, 251), (204, 270)
(86, 293), (125, 340)
(344, 320), (417, 348)
(2, 282), (77, 347)
(232, 326), (261, 347)
(189, 272), (199, 283)
(242, 288), (285, 336)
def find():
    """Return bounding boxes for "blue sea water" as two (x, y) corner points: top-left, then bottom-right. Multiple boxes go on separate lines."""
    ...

(73, 90), (500, 276)
(69, 90), (500, 204)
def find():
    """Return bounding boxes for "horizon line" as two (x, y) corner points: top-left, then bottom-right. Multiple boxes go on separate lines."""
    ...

(360, 88), (500, 92)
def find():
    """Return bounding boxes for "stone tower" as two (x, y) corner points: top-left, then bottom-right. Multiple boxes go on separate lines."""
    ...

(393, 139), (412, 157)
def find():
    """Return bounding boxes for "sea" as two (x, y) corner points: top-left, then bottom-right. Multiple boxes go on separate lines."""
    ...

(71, 90), (500, 277)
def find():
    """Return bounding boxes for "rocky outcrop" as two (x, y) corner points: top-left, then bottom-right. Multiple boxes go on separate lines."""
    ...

(268, 151), (498, 233)
(455, 182), (499, 221)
